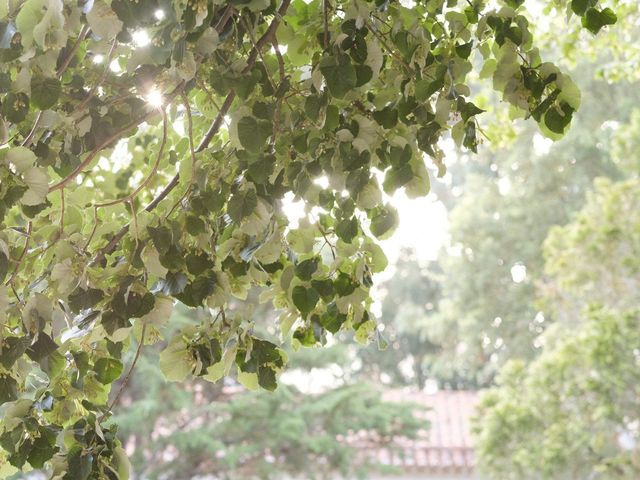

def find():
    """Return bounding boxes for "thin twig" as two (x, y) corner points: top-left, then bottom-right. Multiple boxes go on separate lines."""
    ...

(197, 0), (291, 152)
(242, 16), (278, 93)
(323, 0), (330, 49)
(101, 322), (147, 420)
(364, 18), (413, 74)
(5, 222), (32, 287)
(83, 206), (99, 252)
(59, 189), (65, 234)
(56, 24), (90, 77)
(95, 109), (168, 208)
(272, 38), (286, 80)
(91, 0), (292, 263)
(182, 94), (198, 186)
(128, 200), (140, 249)
(49, 84), (182, 193)
(214, 4), (236, 32)
(21, 111), (43, 148)
(75, 40), (119, 113)
(195, 91), (236, 153)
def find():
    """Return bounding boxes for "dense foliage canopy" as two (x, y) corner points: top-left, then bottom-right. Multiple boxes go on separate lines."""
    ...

(0, 0), (618, 476)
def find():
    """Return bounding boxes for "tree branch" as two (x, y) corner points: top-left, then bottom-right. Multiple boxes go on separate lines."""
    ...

(101, 322), (147, 421)
(90, 0), (292, 265)
(95, 109), (168, 208)
(48, 83), (183, 193)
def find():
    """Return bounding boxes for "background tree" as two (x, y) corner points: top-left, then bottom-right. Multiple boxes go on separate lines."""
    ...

(425, 63), (639, 385)
(474, 177), (640, 478)
(358, 249), (443, 390)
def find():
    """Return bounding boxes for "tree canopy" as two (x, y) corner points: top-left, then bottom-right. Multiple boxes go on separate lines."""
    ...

(0, 0), (619, 476)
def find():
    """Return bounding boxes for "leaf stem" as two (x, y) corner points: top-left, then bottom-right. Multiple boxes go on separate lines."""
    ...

(5, 221), (32, 287)
(101, 322), (147, 421)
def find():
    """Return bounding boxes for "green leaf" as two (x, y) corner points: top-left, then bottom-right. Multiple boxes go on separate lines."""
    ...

(372, 106), (398, 129)
(68, 287), (104, 312)
(0, 375), (18, 405)
(30, 77), (61, 110)
(292, 285), (319, 316)
(462, 121), (478, 153)
(252, 339), (284, 366)
(185, 252), (214, 276)
(458, 98), (485, 122)
(0, 336), (30, 369)
(27, 428), (58, 468)
(112, 287), (155, 319)
(66, 445), (93, 480)
(111, 447), (131, 480)
(159, 337), (191, 382)
(582, 7), (617, 34)
(0, 251), (8, 283)
(320, 304), (347, 334)
(295, 257), (319, 281)
(293, 326), (317, 346)
(311, 278), (334, 300)
(304, 95), (323, 120)
(1, 92), (29, 124)
(416, 122), (441, 156)
(101, 311), (131, 336)
(86, 0), (123, 40)
(334, 272), (357, 296)
(257, 366), (277, 391)
(20, 166), (48, 206)
(147, 226), (173, 255)
(237, 116), (271, 153)
(227, 187), (258, 223)
(26, 333), (58, 362)
(335, 216), (358, 243)
(455, 41), (473, 59)
(415, 66), (446, 101)
(319, 56), (357, 99)
(354, 65), (373, 87)
(544, 102), (574, 134)
(185, 215), (206, 236)
(175, 273), (216, 307)
(571, 0), (593, 16)
(383, 164), (413, 194)
(370, 206), (398, 239)
(94, 357), (124, 384)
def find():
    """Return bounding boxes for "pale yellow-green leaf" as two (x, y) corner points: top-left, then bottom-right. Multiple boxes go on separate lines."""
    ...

(111, 447), (130, 480)
(195, 27), (220, 55)
(137, 296), (173, 344)
(142, 245), (168, 278)
(50, 259), (76, 295)
(86, 0), (123, 40)
(5, 146), (36, 172)
(355, 319), (376, 344)
(159, 336), (192, 382)
(557, 74), (581, 110)
(203, 342), (237, 383)
(279, 311), (298, 337)
(237, 371), (259, 390)
(357, 179), (382, 209)
(0, 285), (7, 327)
(21, 166), (49, 206)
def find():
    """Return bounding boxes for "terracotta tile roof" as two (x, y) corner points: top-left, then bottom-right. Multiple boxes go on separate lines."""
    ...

(355, 389), (479, 473)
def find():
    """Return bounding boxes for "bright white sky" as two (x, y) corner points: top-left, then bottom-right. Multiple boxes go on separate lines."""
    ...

(380, 189), (448, 264)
